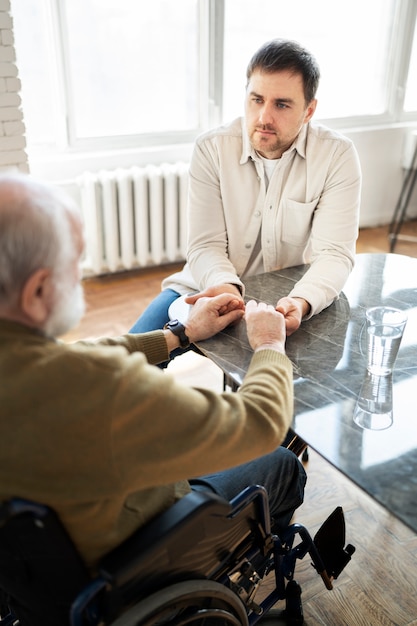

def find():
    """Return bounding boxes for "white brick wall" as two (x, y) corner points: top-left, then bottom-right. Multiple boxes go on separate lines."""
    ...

(0, 0), (28, 173)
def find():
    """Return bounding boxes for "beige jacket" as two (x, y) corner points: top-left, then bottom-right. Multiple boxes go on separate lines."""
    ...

(0, 319), (293, 569)
(163, 117), (362, 317)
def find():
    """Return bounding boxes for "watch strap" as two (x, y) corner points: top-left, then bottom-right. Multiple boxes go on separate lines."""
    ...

(164, 319), (190, 348)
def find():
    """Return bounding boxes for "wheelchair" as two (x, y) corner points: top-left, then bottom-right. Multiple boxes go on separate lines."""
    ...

(0, 485), (355, 626)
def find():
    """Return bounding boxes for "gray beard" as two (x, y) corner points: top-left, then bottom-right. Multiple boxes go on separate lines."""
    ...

(44, 281), (86, 338)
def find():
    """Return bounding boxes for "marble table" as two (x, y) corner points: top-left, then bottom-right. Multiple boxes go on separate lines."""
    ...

(192, 253), (417, 535)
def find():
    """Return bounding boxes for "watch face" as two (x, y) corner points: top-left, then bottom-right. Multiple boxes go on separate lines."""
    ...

(166, 320), (189, 347)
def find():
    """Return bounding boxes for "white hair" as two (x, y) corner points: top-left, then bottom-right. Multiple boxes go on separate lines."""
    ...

(0, 173), (82, 306)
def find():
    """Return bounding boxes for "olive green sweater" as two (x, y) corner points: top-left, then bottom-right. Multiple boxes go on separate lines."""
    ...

(0, 319), (293, 569)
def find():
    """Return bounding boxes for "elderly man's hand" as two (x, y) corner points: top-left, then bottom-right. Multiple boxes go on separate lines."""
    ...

(245, 300), (286, 354)
(185, 293), (245, 343)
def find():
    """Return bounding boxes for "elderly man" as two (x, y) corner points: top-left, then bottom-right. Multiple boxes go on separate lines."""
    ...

(0, 172), (305, 581)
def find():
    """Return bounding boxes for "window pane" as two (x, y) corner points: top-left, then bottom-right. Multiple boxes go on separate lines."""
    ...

(64, 0), (199, 138)
(222, 0), (397, 122)
(404, 23), (417, 112)
(12, 1), (57, 146)
(12, 0), (200, 145)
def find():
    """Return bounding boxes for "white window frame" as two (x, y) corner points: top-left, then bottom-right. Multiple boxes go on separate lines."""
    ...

(35, 0), (215, 152)
(378, 0), (417, 124)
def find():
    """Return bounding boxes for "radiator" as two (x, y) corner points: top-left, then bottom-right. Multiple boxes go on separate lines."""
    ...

(77, 162), (189, 276)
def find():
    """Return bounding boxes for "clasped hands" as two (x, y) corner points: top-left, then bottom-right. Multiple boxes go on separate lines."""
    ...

(184, 283), (308, 351)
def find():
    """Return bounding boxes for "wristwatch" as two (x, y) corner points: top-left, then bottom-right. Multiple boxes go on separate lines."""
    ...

(164, 319), (190, 348)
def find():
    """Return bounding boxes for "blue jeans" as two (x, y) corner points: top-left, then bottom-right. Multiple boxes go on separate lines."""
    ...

(129, 288), (180, 333)
(190, 447), (307, 537)
(129, 289), (192, 365)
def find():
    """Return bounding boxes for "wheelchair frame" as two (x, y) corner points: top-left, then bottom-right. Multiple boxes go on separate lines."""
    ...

(0, 485), (354, 625)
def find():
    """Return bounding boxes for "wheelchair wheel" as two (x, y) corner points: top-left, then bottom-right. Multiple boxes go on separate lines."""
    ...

(110, 579), (249, 625)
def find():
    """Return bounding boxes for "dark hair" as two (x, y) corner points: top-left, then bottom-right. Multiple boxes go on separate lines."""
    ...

(246, 39), (320, 104)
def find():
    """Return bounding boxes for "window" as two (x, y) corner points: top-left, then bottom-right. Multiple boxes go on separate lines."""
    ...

(404, 25), (417, 112)
(63, 0), (199, 141)
(12, 0), (200, 149)
(10, 0), (417, 171)
(222, 0), (399, 122)
(12, 1), (56, 146)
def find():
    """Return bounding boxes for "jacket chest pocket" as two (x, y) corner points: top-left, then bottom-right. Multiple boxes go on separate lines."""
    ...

(281, 198), (319, 247)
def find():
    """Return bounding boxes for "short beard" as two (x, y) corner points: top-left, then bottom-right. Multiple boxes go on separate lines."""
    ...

(249, 130), (282, 157)
(43, 280), (86, 338)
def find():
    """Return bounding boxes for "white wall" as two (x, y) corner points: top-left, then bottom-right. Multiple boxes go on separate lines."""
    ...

(346, 124), (417, 228)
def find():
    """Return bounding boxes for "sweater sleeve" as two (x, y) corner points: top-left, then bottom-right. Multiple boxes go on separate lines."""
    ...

(75, 330), (169, 365)
(108, 346), (294, 491)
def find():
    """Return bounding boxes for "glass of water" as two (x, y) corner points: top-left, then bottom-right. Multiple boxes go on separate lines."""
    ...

(366, 306), (407, 376)
(353, 371), (393, 430)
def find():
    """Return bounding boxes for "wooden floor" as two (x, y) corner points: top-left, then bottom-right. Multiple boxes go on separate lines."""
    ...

(63, 222), (417, 625)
